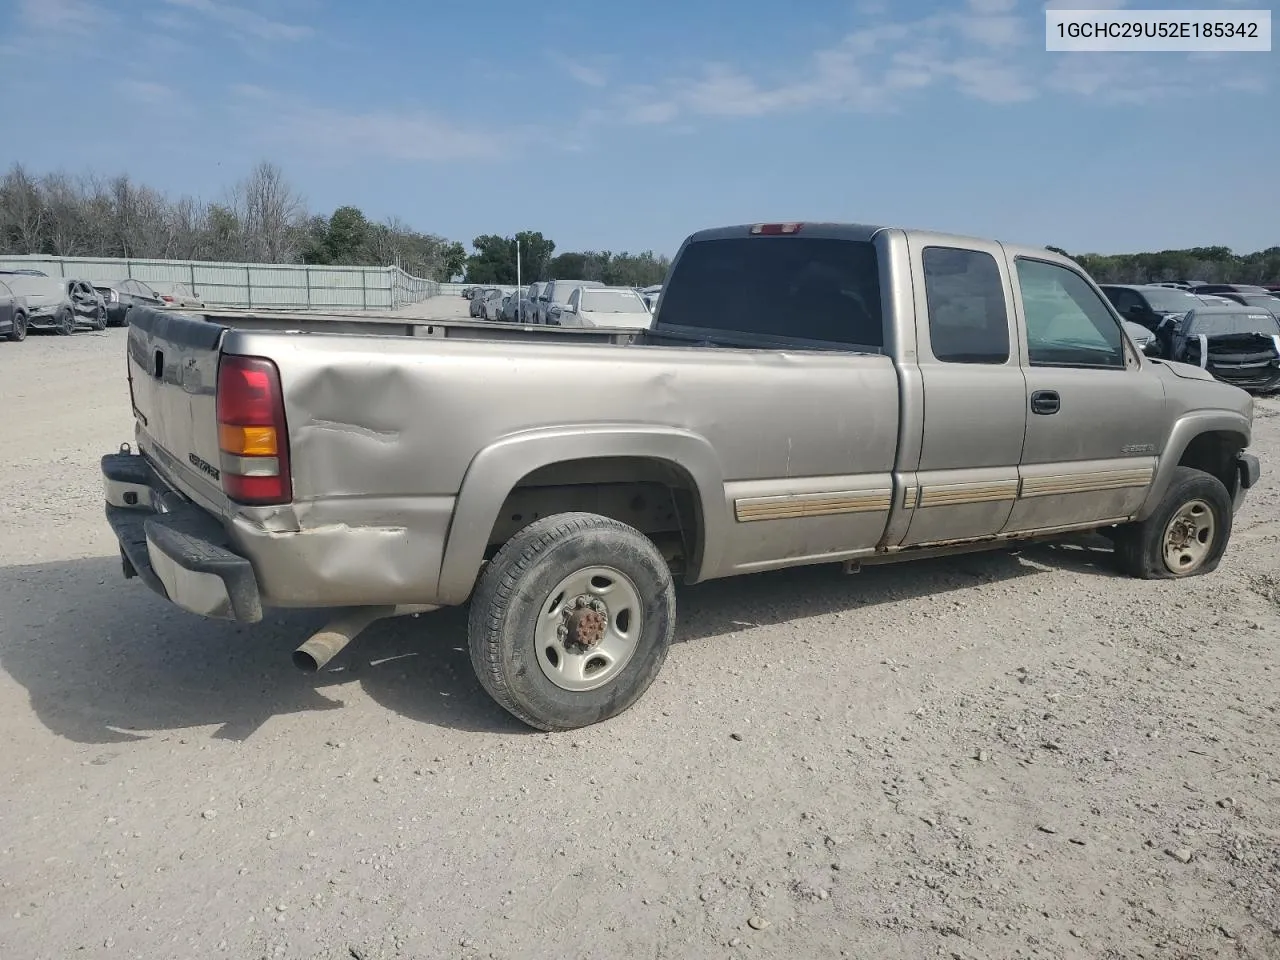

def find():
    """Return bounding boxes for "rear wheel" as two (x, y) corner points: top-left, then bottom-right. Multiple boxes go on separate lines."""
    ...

(7, 312), (26, 342)
(55, 307), (75, 336)
(467, 512), (677, 731)
(1111, 466), (1232, 579)
(90, 307), (106, 331)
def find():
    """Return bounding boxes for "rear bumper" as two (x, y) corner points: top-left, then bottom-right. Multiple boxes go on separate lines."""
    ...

(102, 451), (263, 622)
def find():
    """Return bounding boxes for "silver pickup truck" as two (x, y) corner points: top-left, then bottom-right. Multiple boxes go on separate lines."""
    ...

(101, 221), (1262, 731)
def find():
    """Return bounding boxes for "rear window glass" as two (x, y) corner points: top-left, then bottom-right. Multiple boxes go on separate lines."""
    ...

(656, 237), (883, 347)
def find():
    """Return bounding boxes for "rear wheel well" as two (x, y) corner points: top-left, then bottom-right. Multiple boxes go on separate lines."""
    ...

(485, 457), (704, 579)
(1177, 431), (1244, 494)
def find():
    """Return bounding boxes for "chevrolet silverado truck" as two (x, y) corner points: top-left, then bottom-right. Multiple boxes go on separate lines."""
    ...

(101, 222), (1262, 731)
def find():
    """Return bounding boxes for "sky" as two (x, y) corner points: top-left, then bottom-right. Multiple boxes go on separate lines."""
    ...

(1, 0), (1277, 259)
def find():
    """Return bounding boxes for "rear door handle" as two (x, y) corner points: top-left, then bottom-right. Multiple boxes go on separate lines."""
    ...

(1030, 390), (1060, 415)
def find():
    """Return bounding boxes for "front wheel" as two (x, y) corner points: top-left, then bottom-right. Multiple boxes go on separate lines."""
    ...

(1111, 466), (1233, 579)
(55, 307), (75, 336)
(7, 313), (27, 342)
(91, 308), (106, 331)
(467, 512), (677, 731)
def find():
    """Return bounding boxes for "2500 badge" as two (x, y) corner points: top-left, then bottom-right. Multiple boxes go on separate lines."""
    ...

(188, 452), (220, 480)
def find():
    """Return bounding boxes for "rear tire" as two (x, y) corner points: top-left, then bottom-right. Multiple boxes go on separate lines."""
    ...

(467, 512), (677, 731)
(55, 307), (75, 336)
(1111, 466), (1232, 579)
(7, 312), (26, 342)
(91, 307), (106, 331)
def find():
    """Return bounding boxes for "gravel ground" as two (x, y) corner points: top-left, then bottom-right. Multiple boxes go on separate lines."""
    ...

(2, 307), (1279, 960)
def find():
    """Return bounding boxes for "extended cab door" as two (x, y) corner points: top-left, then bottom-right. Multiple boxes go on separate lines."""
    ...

(1002, 254), (1165, 535)
(895, 236), (1028, 547)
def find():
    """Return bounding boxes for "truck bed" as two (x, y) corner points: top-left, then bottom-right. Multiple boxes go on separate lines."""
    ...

(195, 307), (647, 344)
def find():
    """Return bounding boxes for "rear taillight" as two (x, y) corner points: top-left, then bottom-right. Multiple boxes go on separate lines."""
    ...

(216, 355), (292, 505)
(161, 295), (174, 302)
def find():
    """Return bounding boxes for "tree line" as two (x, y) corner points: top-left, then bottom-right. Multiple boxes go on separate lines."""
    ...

(0, 161), (670, 287)
(462, 232), (671, 288)
(2, 160), (1270, 288)
(1047, 244), (1280, 285)
(0, 161), (467, 281)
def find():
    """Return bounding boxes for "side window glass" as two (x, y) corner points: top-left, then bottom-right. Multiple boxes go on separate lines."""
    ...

(1016, 258), (1125, 369)
(1106, 288), (1137, 313)
(922, 246), (1010, 364)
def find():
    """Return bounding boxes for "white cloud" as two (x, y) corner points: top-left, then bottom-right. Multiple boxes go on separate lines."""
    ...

(161, 0), (312, 43)
(565, 62), (608, 88)
(591, 1), (1263, 128)
(230, 87), (503, 163)
(114, 79), (181, 106)
(17, 0), (109, 32)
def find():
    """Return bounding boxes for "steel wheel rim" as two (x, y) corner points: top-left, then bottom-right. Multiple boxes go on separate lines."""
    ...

(535, 565), (644, 692)
(1162, 498), (1215, 573)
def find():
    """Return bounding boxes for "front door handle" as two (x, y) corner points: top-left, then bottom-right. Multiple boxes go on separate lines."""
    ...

(1030, 390), (1060, 415)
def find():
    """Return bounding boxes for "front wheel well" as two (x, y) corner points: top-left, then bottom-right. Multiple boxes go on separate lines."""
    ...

(1176, 430), (1245, 495)
(485, 456), (705, 580)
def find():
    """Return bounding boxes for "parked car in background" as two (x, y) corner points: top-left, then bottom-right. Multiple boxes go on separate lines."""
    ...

(460, 286), (477, 299)
(641, 284), (662, 310)
(469, 287), (497, 318)
(6, 276), (104, 334)
(1099, 283), (1210, 332)
(94, 278), (165, 327)
(149, 281), (205, 309)
(483, 288), (507, 320)
(0, 268), (48, 278)
(534, 279), (604, 325)
(561, 285), (654, 329)
(1212, 291), (1280, 312)
(1190, 283), (1272, 297)
(1159, 305), (1280, 393)
(521, 282), (546, 322)
(0, 278), (30, 342)
(500, 293), (523, 323)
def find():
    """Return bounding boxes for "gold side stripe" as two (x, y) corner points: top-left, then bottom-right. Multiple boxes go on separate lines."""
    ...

(735, 489), (893, 522)
(918, 480), (1020, 508)
(1019, 468), (1154, 499)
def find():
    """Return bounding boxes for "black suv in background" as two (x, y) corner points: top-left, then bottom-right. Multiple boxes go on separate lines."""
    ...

(1098, 283), (1209, 332)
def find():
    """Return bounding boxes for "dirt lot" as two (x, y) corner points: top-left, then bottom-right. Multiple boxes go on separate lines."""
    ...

(2, 311), (1279, 960)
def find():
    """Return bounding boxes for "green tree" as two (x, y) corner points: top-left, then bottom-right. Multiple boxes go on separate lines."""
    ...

(438, 240), (466, 281)
(547, 252), (587, 279)
(514, 230), (555, 282)
(324, 205), (369, 263)
(465, 234), (518, 283)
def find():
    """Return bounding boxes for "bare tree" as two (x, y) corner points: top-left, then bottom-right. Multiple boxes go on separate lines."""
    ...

(0, 164), (48, 254)
(230, 161), (306, 263)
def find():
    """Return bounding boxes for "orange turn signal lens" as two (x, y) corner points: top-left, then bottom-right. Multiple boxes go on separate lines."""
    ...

(218, 424), (278, 456)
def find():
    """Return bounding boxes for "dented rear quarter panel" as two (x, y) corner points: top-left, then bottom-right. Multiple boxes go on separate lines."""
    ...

(218, 329), (901, 606)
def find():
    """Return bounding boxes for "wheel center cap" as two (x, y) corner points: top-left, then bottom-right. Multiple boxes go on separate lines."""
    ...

(565, 603), (608, 649)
